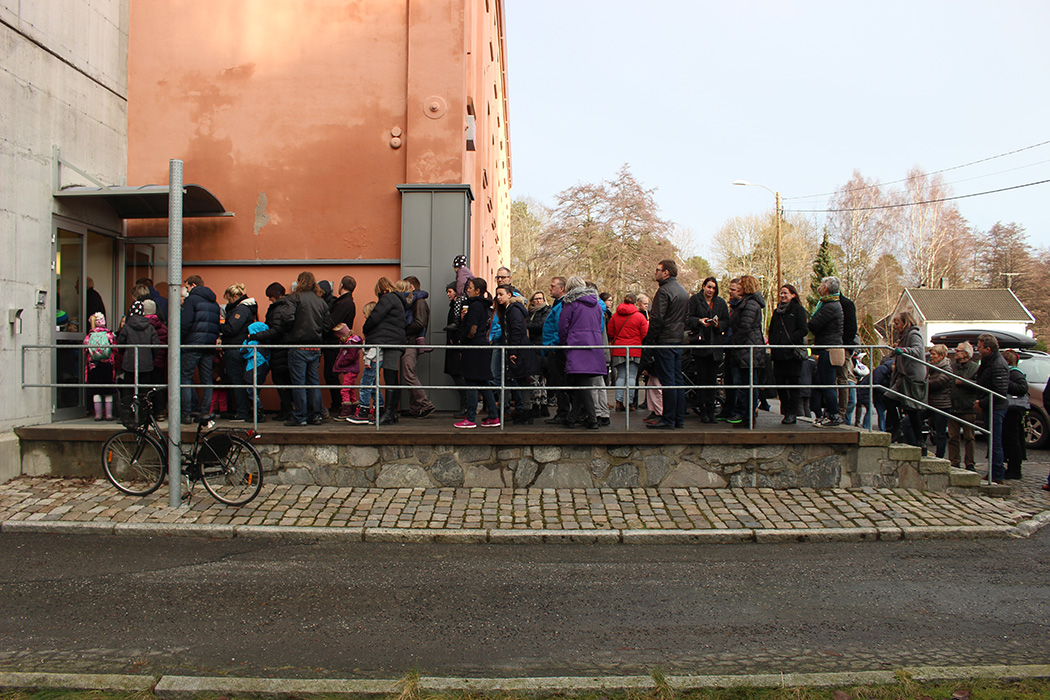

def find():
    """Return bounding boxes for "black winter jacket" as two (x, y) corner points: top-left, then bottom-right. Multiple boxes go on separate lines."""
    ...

(330, 292), (356, 333)
(362, 292), (408, 347)
(644, 277), (688, 345)
(729, 292), (767, 368)
(840, 295), (859, 346)
(501, 299), (539, 379)
(767, 299), (808, 364)
(257, 291), (332, 346)
(117, 314), (161, 374)
(526, 304), (550, 344)
(807, 298), (843, 348)
(686, 293), (730, 361)
(220, 295), (258, 346)
(975, 350), (1009, 411)
(181, 286), (221, 346)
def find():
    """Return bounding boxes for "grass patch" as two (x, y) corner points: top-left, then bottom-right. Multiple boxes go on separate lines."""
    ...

(1, 677), (1050, 700)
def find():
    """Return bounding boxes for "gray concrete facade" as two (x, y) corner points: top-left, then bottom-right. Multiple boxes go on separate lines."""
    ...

(0, 0), (129, 477)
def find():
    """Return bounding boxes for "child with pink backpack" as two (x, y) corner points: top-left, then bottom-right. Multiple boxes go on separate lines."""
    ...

(331, 323), (363, 420)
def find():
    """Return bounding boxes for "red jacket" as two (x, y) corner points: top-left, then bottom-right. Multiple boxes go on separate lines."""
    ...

(606, 303), (649, 358)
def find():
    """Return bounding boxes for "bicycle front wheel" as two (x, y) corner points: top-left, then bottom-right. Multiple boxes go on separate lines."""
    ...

(200, 434), (263, 506)
(102, 430), (166, 497)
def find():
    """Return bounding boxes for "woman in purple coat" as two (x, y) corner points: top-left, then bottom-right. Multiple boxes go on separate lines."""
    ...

(558, 276), (606, 429)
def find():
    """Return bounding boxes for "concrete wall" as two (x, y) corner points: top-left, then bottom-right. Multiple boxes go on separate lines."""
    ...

(17, 431), (957, 492)
(0, 0), (128, 437)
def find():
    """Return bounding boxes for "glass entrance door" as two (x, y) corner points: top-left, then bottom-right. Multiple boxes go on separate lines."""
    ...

(53, 224), (120, 420)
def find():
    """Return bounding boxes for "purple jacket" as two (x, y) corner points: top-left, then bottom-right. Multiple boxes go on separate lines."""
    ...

(558, 287), (606, 375)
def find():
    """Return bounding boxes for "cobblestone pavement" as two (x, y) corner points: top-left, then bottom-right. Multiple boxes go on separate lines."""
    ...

(1, 462), (1047, 541)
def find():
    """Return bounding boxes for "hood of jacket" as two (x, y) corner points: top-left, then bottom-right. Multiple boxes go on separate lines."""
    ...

(615, 302), (639, 316)
(248, 321), (269, 335)
(562, 286), (598, 307)
(745, 291), (766, 309)
(188, 285), (217, 304)
(124, 314), (150, 331)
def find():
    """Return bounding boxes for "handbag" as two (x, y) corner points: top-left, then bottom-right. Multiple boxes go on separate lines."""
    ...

(1007, 394), (1030, 411)
(899, 376), (928, 411)
(828, 347), (847, 366)
(776, 313), (808, 362)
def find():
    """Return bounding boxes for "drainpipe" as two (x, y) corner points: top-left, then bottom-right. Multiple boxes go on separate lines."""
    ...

(168, 160), (183, 507)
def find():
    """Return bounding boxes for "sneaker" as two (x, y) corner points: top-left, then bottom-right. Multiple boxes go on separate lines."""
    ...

(726, 415), (743, 425)
(284, 418), (307, 427)
(1042, 484), (1049, 491)
(230, 416), (248, 423)
(348, 407), (372, 425)
(480, 417), (501, 427)
(416, 405), (436, 418)
(454, 419), (477, 429)
(308, 415), (325, 425)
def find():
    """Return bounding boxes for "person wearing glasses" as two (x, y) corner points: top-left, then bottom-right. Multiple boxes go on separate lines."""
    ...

(642, 260), (688, 430)
(494, 266), (523, 297)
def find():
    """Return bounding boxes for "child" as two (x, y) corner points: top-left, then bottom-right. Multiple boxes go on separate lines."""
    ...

(83, 312), (117, 421)
(331, 323), (363, 420)
(241, 320), (270, 423)
(209, 353), (229, 417)
(348, 302), (384, 424)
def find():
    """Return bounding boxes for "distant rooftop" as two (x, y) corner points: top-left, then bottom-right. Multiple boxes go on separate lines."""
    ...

(904, 288), (1035, 323)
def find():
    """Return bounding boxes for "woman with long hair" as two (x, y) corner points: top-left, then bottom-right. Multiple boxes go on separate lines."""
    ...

(767, 283), (808, 424)
(726, 274), (767, 426)
(361, 276), (409, 425)
(495, 284), (539, 424)
(686, 276), (730, 422)
(455, 277), (500, 428)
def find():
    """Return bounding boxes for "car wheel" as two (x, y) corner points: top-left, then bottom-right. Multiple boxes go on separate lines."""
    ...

(1024, 409), (1049, 450)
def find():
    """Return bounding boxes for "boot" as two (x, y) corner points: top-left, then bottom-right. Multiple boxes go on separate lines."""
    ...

(377, 408), (398, 426)
(104, 396), (115, 421)
(337, 403), (355, 420)
(93, 395), (104, 421)
(615, 400), (625, 412)
(512, 408), (534, 425)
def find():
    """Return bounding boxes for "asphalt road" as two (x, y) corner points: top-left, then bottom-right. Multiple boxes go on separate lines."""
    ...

(1, 526), (1048, 679)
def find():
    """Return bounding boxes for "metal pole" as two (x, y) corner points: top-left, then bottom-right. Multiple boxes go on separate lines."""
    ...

(167, 159), (183, 507)
(775, 191), (782, 287)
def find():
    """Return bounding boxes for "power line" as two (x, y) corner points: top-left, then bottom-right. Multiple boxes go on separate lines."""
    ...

(783, 178), (1050, 214)
(782, 139), (1050, 202)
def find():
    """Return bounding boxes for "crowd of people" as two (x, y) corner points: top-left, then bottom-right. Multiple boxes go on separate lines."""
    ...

(81, 262), (1048, 488)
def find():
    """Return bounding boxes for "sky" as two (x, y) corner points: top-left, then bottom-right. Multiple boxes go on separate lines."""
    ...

(503, 0), (1050, 263)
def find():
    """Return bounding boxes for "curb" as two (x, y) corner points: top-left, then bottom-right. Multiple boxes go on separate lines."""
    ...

(2, 665), (1049, 697)
(2, 517), (1047, 543)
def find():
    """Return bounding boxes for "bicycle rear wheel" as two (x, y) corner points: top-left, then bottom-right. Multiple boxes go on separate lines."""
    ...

(199, 434), (263, 506)
(102, 430), (166, 497)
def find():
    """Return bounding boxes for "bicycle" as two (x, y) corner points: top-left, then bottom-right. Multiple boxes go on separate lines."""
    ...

(101, 389), (264, 506)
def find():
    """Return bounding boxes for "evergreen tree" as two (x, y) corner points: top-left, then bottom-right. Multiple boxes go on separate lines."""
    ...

(808, 229), (837, 310)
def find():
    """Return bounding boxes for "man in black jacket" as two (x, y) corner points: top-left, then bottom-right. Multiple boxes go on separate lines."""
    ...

(837, 291), (859, 422)
(644, 259), (688, 430)
(180, 275), (221, 423)
(324, 276), (357, 413)
(974, 333), (1009, 483)
(402, 276), (436, 418)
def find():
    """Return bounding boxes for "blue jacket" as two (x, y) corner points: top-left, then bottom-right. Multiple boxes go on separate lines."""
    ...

(542, 297), (564, 347)
(181, 286), (221, 347)
(242, 321), (270, 370)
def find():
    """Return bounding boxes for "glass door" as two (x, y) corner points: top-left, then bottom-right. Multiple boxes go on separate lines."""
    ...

(52, 223), (121, 420)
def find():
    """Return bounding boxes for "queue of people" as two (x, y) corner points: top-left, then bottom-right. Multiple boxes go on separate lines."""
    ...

(81, 265), (1037, 485)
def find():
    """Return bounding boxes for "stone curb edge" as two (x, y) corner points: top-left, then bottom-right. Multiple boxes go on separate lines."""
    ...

(0, 664), (1048, 697)
(3, 517), (1047, 543)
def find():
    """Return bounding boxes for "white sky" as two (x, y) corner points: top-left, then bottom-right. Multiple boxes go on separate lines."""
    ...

(504, 0), (1050, 262)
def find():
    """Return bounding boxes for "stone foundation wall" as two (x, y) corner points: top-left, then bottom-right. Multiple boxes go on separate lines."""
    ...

(16, 431), (955, 491)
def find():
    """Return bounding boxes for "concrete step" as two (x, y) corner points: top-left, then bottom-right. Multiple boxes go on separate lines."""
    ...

(979, 483), (1012, 497)
(949, 467), (980, 488)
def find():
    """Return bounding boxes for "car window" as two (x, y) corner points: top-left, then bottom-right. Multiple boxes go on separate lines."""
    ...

(1018, 356), (1050, 386)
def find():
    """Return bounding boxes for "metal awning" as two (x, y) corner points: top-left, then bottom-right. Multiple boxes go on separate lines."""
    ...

(53, 184), (232, 219)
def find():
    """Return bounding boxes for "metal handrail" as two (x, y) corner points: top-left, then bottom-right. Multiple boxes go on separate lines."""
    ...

(21, 339), (1011, 476)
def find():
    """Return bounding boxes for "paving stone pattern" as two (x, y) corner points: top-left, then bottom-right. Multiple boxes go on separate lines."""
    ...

(0, 466), (1046, 535)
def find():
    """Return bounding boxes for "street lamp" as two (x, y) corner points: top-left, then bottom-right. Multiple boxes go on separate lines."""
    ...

(733, 180), (782, 288)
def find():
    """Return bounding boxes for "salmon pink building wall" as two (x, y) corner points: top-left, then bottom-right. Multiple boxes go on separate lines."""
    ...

(126, 0), (510, 307)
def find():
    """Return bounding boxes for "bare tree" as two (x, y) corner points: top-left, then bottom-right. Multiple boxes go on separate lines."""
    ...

(510, 197), (552, 295)
(893, 167), (973, 287)
(826, 170), (893, 300)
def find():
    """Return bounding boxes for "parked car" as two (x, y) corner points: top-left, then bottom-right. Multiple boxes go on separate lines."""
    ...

(930, 328), (1037, 350)
(1016, 350), (1050, 449)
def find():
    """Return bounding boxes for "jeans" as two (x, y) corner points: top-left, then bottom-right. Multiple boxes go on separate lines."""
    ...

(359, 359), (384, 410)
(466, 386), (497, 423)
(288, 348), (322, 423)
(928, 411), (948, 458)
(653, 347), (685, 426)
(224, 350), (250, 419)
(181, 349), (213, 416)
(613, 359), (639, 405)
(814, 351), (839, 418)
